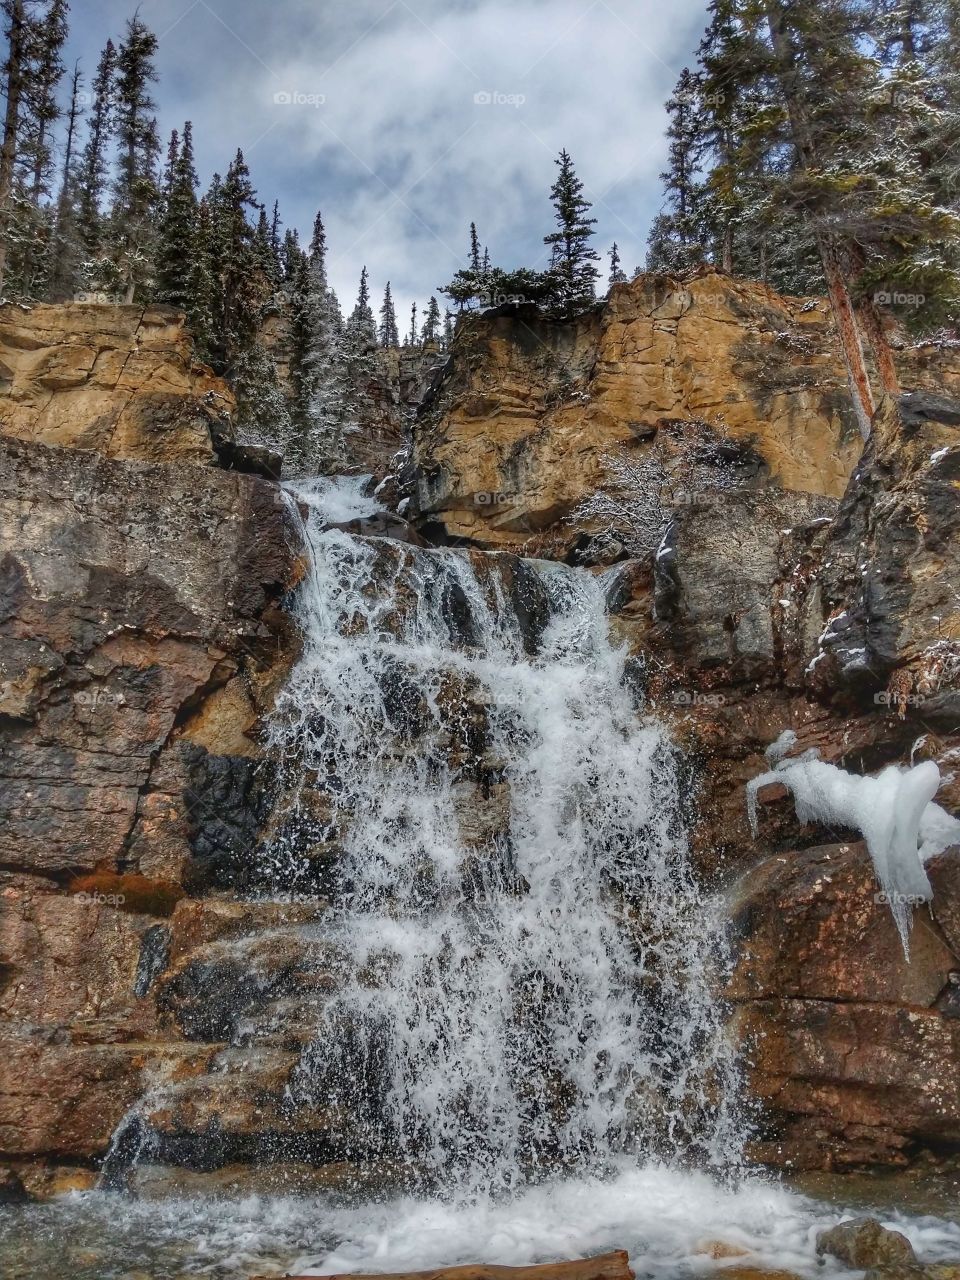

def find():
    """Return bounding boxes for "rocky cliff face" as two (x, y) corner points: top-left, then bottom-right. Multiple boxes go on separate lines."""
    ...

(3, 283), (960, 1196)
(406, 270), (960, 556)
(0, 303), (236, 465)
(0, 302), (300, 1196)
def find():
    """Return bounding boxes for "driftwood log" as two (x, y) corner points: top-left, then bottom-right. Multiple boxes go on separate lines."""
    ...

(267, 1249), (636, 1280)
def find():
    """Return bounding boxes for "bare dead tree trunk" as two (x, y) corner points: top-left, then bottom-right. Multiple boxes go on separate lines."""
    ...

(816, 231), (876, 438)
(847, 242), (901, 396)
(0, 0), (26, 297)
(857, 296), (901, 396)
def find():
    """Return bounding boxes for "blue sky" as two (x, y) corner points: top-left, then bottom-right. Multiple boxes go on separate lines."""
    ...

(68, 0), (710, 318)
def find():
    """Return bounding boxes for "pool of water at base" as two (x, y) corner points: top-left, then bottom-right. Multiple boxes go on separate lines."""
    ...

(4, 1161), (960, 1280)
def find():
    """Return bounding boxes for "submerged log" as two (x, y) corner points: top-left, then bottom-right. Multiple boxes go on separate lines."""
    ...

(269, 1250), (635, 1280)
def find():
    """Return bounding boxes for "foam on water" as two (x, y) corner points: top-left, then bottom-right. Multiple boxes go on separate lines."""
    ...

(5, 1164), (960, 1279)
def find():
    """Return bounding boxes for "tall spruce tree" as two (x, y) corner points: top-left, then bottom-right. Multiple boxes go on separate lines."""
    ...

(48, 58), (82, 298)
(607, 241), (627, 286)
(110, 14), (160, 301)
(332, 265), (380, 451)
(0, 0), (62, 295)
(288, 209), (342, 471)
(155, 120), (198, 311)
(379, 280), (399, 347)
(543, 149), (600, 316)
(646, 69), (707, 274)
(420, 294), (441, 344)
(21, 0), (67, 204)
(76, 38), (115, 260)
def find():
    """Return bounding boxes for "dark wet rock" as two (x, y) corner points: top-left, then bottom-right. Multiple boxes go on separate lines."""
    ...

(0, 1164), (30, 1203)
(210, 429), (283, 481)
(329, 510), (428, 544)
(817, 1217), (918, 1269)
(134, 924), (172, 999)
(508, 558), (553, 655)
(180, 745), (269, 894)
(799, 392), (960, 697)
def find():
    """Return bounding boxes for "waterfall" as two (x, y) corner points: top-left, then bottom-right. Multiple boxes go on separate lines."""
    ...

(264, 477), (741, 1196)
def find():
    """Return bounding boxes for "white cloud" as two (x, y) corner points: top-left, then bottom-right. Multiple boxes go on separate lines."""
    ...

(70, 0), (710, 318)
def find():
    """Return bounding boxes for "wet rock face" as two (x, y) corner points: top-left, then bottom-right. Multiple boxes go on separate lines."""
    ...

(0, 391), (299, 1186)
(601, 390), (960, 1170)
(0, 436), (295, 880)
(795, 392), (960, 713)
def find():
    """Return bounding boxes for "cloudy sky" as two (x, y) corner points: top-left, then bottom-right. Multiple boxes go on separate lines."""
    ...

(69, 0), (710, 320)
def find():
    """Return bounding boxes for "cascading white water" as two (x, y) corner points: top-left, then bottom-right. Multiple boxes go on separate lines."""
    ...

(266, 477), (741, 1194)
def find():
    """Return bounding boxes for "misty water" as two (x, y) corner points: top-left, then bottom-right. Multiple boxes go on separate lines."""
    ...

(4, 476), (960, 1278)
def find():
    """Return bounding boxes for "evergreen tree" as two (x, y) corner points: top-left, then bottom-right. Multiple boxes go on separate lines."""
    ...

(207, 149), (261, 368)
(646, 68), (707, 274)
(48, 58), (82, 298)
(407, 300), (418, 346)
(288, 209), (342, 471)
(187, 197), (217, 361)
(607, 241), (626, 286)
(21, 0), (67, 204)
(281, 225), (303, 281)
(155, 120), (198, 311)
(543, 149), (600, 316)
(0, 0), (58, 294)
(420, 294), (441, 344)
(232, 338), (292, 455)
(443, 308), (455, 347)
(161, 126), (179, 198)
(76, 38), (115, 259)
(269, 200), (282, 262)
(110, 13), (160, 301)
(379, 280), (399, 347)
(253, 206), (282, 286)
